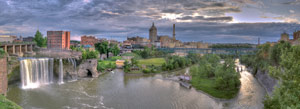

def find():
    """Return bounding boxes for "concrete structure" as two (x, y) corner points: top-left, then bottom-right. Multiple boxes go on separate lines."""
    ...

(0, 57), (7, 95)
(23, 37), (34, 42)
(47, 31), (70, 49)
(173, 24), (176, 40)
(149, 22), (157, 42)
(0, 42), (35, 56)
(0, 35), (17, 43)
(81, 36), (98, 46)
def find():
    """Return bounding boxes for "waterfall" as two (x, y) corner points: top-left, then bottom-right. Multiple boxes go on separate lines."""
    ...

(59, 58), (64, 84)
(67, 58), (78, 81)
(20, 58), (54, 89)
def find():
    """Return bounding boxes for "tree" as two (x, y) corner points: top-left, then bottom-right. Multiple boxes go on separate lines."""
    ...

(111, 44), (120, 56)
(95, 41), (109, 58)
(131, 58), (138, 66)
(34, 30), (47, 47)
(264, 45), (300, 108)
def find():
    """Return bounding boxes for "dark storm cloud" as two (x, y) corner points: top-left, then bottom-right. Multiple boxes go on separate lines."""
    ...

(0, 0), (299, 43)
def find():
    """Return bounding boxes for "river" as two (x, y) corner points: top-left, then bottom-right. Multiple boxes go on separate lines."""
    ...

(7, 60), (266, 109)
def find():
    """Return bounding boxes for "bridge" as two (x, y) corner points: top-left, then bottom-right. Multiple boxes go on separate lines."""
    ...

(0, 42), (36, 56)
(157, 48), (257, 55)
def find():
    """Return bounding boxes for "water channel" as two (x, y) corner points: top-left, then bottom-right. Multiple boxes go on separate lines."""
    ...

(7, 60), (266, 109)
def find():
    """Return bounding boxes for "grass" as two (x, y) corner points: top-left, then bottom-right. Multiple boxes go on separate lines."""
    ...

(121, 53), (142, 59)
(138, 58), (165, 66)
(191, 78), (239, 99)
(0, 95), (22, 109)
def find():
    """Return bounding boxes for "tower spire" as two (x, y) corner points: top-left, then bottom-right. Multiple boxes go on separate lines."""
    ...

(173, 24), (175, 40)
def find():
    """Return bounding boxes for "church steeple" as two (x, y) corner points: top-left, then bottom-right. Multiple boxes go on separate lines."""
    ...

(149, 22), (157, 42)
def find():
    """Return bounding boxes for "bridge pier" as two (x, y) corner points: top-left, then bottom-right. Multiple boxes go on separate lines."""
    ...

(12, 45), (15, 54)
(4, 45), (7, 53)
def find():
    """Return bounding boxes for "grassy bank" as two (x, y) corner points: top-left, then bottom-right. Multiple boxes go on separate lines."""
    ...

(191, 78), (239, 99)
(138, 58), (165, 66)
(0, 95), (22, 109)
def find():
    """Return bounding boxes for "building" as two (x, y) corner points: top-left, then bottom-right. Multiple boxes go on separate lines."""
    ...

(0, 35), (16, 43)
(23, 37), (34, 42)
(149, 22), (157, 42)
(280, 32), (289, 41)
(81, 36), (98, 46)
(47, 31), (70, 49)
(293, 30), (300, 41)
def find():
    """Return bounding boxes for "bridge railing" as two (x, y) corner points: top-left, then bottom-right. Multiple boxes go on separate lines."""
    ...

(0, 42), (36, 45)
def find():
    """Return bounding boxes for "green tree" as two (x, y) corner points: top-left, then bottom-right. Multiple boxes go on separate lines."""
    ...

(111, 44), (120, 56)
(264, 45), (300, 108)
(95, 41), (109, 58)
(131, 58), (138, 66)
(34, 30), (47, 47)
(270, 41), (291, 65)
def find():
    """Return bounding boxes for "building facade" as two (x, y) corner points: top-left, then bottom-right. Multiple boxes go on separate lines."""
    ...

(0, 35), (16, 43)
(149, 22), (157, 42)
(81, 36), (98, 46)
(47, 31), (70, 49)
(23, 37), (34, 42)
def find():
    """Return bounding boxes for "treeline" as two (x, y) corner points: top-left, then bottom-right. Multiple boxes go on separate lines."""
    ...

(70, 46), (99, 60)
(240, 41), (291, 73)
(133, 46), (168, 59)
(209, 44), (253, 48)
(162, 56), (192, 71)
(241, 41), (300, 108)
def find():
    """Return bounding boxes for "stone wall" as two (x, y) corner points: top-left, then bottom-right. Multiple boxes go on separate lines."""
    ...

(255, 70), (278, 95)
(0, 57), (7, 95)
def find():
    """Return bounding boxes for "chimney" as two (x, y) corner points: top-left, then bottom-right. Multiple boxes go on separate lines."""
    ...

(173, 24), (175, 40)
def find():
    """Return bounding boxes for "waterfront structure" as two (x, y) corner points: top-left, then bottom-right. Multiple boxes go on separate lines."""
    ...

(81, 36), (98, 46)
(0, 35), (17, 43)
(47, 31), (70, 49)
(0, 56), (7, 95)
(149, 22), (157, 42)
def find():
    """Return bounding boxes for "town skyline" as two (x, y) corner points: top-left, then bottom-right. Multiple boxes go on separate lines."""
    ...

(1, 0), (300, 43)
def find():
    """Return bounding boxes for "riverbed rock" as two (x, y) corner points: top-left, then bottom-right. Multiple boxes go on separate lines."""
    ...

(77, 59), (99, 78)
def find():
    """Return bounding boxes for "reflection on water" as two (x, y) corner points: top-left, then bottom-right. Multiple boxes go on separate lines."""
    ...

(7, 60), (265, 109)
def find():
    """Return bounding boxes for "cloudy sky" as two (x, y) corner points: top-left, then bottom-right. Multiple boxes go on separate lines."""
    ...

(0, 0), (300, 43)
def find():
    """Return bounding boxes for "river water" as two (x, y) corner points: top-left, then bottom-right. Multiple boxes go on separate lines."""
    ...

(7, 60), (266, 109)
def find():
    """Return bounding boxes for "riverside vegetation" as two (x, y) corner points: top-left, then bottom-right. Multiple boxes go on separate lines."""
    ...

(240, 41), (300, 108)
(190, 54), (240, 99)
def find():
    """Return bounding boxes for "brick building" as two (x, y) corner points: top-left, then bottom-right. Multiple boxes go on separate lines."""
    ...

(47, 31), (70, 49)
(0, 57), (7, 95)
(81, 36), (98, 46)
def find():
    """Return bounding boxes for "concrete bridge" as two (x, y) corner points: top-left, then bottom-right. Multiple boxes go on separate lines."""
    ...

(0, 42), (36, 56)
(157, 48), (257, 55)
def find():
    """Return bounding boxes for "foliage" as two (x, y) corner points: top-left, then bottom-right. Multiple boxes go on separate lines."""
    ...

(111, 44), (120, 56)
(95, 41), (120, 58)
(162, 56), (192, 71)
(190, 54), (240, 99)
(97, 60), (116, 72)
(131, 58), (138, 66)
(133, 46), (167, 59)
(34, 30), (47, 47)
(186, 53), (201, 64)
(269, 41), (291, 65)
(0, 94), (22, 109)
(264, 45), (300, 108)
(0, 43), (5, 58)
(82, 49), (99, 60)
(123, 60), (131, 73)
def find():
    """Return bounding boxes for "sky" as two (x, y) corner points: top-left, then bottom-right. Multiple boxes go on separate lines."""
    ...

(0, 0), (300, 43)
